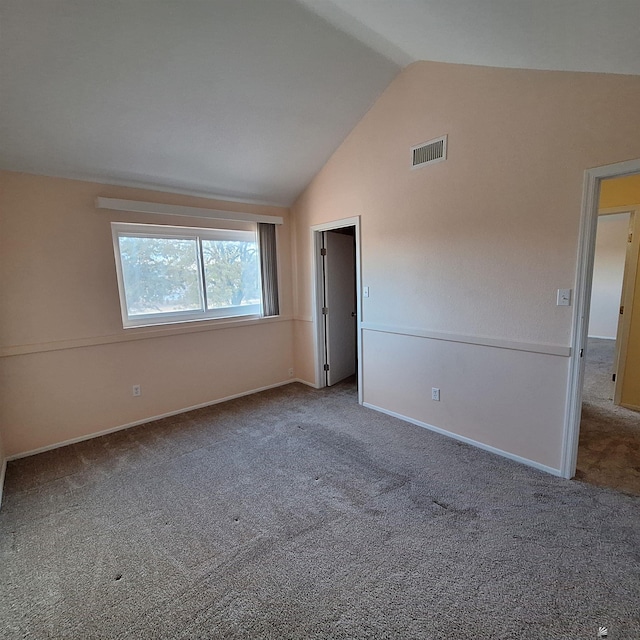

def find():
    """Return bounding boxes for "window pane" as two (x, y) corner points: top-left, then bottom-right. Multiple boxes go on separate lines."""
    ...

(201, 239), (260, 310)
(118, 236), (202, 316)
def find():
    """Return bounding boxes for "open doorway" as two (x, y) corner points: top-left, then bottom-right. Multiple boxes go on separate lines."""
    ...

(564, 164), (640, 491)
(577, 197), (640, 493)
(311, 216), (362, 403)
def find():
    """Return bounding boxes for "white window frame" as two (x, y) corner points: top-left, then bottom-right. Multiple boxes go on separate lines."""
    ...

(111, 222), (262, 328)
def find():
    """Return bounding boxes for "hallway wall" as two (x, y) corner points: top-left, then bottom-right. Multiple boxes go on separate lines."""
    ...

(588, 212), (630, 339)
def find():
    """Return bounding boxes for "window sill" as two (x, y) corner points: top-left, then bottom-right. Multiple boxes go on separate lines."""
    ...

(122, 309), (262, 330)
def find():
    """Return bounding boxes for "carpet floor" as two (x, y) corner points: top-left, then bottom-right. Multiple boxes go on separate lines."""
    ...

(577, 338), (640, 495)
(1, 380), (639, 639)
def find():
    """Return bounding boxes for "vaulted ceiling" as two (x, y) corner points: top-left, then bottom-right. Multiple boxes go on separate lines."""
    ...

(1, 1), (638, 206)
(300, 0), (640, 75)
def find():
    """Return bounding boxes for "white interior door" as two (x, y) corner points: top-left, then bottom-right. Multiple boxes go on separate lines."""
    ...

(614, 211), (639, 405)
(323, 230), (356, 386)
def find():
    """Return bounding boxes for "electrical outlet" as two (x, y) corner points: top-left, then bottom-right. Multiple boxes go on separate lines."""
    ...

(132, 385), (141, 397)
(288, 368), (294, 378)
(432, 387), (440, 401)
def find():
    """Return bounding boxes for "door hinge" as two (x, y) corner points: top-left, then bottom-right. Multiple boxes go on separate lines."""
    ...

(322, 307), (328, 315)
(620, 305), (624, 315)
(320, 247), (327, 256)
(629, 233), (633, 243)
(324, 364), (330, 371)
(579, 348), (584, 358)
(612, 373), (616, 382)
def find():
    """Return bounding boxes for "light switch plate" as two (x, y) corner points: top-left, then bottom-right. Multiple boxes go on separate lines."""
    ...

(363, 286), (370, 298)
(557, 288), (571, 306)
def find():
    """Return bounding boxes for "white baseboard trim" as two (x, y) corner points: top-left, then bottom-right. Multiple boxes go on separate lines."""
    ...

(587, 335), (616, 340)
(0, 457), (7, 510)
(7, 379), (298, 461)
(293, 378), (321, 389)
(362, 402), (562, 477)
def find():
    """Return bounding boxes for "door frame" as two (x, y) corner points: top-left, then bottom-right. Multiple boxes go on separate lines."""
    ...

(561, 158), (640, 478)
(311, 216), (362, 404)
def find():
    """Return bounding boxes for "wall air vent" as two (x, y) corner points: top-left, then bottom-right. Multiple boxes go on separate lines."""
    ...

(411, 135), (447, 169)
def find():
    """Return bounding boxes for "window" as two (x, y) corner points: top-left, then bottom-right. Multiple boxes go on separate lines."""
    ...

(111, 222), (278, 328)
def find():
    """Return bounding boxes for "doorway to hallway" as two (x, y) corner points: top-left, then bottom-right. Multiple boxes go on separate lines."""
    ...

(311, 217), (362, 402)
(564, 163), (640, 489)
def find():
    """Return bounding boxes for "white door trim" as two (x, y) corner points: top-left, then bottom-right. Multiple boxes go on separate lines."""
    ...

(561, 158), (640, 479)
(310, 216), (362, 404)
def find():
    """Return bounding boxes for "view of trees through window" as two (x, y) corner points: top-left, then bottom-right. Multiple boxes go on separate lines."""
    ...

(202, 239), (260, 310)
(119, 237), (201, 314)
(118, 234), (260, 317)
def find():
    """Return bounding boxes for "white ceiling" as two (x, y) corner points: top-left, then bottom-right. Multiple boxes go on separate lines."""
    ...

(0, 0), (399, 205)
(300, 0), (640, 75)
(1, 1), (639, 206)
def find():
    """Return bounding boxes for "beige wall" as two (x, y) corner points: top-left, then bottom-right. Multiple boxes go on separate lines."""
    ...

(0, 172), (295, 456)
(292, 61), (640, 472)
(589, 213), (630, 339)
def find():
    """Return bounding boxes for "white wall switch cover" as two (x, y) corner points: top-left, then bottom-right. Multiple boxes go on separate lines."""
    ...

(363, 286), (370, 298)
(556, 289), (571, 306)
